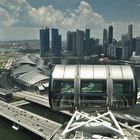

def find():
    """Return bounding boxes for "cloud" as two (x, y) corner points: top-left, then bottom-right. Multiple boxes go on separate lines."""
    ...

(0, 0), (140, 40)
(29, 0), (106, 36)
(137, 3), (140, 8)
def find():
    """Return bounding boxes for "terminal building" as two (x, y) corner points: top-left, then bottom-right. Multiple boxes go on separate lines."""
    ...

(11, 55), (49, 93)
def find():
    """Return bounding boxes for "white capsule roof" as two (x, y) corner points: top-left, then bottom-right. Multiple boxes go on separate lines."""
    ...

(52, 65), (134, 80)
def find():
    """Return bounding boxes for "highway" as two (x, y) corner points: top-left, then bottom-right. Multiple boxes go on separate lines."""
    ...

(0, 100), (61, 140)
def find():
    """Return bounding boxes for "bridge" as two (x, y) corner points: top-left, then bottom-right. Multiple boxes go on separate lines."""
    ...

(0, 100), (61, 140)
(14, 91), (50, 107)
(14, 91), (72, 116)
(10, 99), (30, 107)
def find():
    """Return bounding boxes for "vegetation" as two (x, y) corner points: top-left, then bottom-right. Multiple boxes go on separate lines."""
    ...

(9, 96), (23, 103)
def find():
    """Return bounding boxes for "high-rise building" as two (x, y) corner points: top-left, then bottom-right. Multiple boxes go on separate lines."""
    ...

(136, 37), (140, 55)
(66, 31), (77, 55)
(40, 28), (50, 57)
(128, 24), (133, 39)
(51, 28), (61, 56)
(76, 29), (85, 57)
(108, 26), (113, 44)
(128, 24), (133, 57)
(103, 28), (108, 55)
(85, 29), (91, 55)
(121, 34), (129, 59)
(72, 32), (76, 56)
(67, 31), (73, 52)
(108, 44), (116, 57)
(116, 47), (122, 59)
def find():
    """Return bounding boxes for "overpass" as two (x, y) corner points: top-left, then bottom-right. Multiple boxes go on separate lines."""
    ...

(14, 91), (72, 116)
(0, 100), (61, 140)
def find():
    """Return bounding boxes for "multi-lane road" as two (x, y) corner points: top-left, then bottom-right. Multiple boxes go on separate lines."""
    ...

(0, 100), (61, 140)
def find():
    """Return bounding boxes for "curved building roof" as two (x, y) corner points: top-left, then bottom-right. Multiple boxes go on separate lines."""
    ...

(18, 71), (49, 85)
(14, 55), (36, 66)
(12, 64), (36, 76)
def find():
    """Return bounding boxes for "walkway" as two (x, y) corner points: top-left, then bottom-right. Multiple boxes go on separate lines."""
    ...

(10, 100), (30, 107)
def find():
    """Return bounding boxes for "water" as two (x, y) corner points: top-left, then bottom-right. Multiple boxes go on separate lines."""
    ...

(21, 103), (70, 124)
(0, 116), (41, 140)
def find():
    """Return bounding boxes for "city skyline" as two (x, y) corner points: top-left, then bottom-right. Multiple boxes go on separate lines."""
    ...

(0, 0), (140, 41)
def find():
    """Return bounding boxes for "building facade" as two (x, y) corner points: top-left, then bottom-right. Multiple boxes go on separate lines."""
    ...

(40, 28), (50, 57)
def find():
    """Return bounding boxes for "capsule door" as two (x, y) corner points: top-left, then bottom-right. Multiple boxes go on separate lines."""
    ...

(111, 80), (137, 110)
(79, 80), (107, 111)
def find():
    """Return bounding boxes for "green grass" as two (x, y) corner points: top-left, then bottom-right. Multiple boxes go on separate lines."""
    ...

(8, 96), (23, 103)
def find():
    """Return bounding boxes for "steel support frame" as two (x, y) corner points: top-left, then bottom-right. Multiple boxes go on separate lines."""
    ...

(61, 110), (127, 140)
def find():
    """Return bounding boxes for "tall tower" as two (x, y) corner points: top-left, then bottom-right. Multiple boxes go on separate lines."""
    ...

(51, 28), (61, 56)
(67, 31), (73, 52)
(72, 32), (76, 56)
(136, 37), (140, 55)
(76, 29), (85, 57)
(85, 29), (91, 55)
(103, 28), (108, 55)
(128, 24), (133, 57)
(121, 34), (129, 59)
(40, 28), (50, 57)
(108, 26), (113, 45)
(128, 24), (133, 39)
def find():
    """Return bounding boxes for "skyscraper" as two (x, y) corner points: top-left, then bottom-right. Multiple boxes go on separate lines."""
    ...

(128, 24), (133, 39)
(85, 29), (91, 55)
(40, 28), (50, 57)
(121, 34), (129, 59)
(103, 28), (108, 55)
(67, 31), (73, 52)
(136, 37), (140, 55)
(108, 26), (113, 45)
(76, 29), (85, 57)
(72, 32), (76, 56)
(51, 28), (61, 56)
(128, 24), (133, 57)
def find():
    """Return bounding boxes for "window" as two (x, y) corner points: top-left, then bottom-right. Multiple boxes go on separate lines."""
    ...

(53, 80), (74, 94)
(81, 80), (106, 93)
(113, 80), (133, 95)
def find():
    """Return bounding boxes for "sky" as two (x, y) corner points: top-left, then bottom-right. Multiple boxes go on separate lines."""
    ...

(0, 0), (140, 41)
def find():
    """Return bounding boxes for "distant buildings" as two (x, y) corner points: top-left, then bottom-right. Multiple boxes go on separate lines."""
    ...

(39, 24), (140, 60)
(103, 24), (140, 60)
(40, 28), (61, 57)
(66, 29), (101, 57)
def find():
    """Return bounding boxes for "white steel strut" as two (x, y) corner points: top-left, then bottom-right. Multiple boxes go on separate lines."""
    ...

(61, 110), (127, 140)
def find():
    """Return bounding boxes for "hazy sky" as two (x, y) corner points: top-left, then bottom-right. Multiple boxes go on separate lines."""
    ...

(0, 0), (140, 41)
